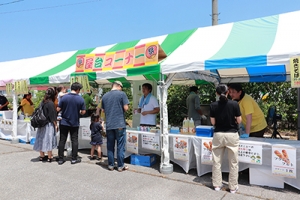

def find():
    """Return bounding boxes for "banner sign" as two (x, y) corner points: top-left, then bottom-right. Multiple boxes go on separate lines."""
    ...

(290, 57), (300, 88)
(272, 145), (297, 178)
(70, 75), (90, 93)
(5, 83), (13, 96)
(75, 41), (159, 72)
(14, 80), (28, 95)
(238, 144), (262, 165)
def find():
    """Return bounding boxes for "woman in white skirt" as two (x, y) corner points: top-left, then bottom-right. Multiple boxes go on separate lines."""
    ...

(33, 88), (58, 162)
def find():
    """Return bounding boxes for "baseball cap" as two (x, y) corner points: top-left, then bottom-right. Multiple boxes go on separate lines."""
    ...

(114, 81), (123, 88)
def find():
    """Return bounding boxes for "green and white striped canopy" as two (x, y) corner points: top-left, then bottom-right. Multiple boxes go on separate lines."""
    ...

(1, 10), (300, 87)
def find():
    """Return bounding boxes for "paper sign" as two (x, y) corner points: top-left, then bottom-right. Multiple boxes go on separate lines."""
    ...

(238, 144), (262, 165)
(14, 81), (21, 95)
(173, 137), (189, 161)
(272, 145), (297, 178)
(81, 126), (91, 140)
(290, 57), (300, 88)
(75, 41), (159, 72)
(6, 83), (13, 96)
(70, 75), (90, 93)
(141, 133), (160, 151)
(126, 132), (138, 154)
(201, 139), (213, 164)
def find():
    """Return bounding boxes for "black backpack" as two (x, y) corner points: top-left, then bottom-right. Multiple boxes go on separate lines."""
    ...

(31, 103), (48, 128)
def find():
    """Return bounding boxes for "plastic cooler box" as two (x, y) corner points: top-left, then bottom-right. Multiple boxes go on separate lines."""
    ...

(196, 125), (214, 137)
(130, 154), (156, 167)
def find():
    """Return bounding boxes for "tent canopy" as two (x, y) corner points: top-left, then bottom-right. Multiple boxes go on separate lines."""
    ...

(1, 10), (300, 87)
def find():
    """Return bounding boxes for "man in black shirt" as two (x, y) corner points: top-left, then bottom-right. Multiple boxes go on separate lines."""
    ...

(0, 94), (9, 111)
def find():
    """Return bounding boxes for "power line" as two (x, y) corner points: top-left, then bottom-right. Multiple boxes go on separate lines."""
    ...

(0, 0), (101, 15)
(0, 0), (24, 6)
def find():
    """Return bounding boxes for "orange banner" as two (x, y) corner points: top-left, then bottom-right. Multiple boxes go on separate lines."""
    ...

(75, 41), (159, 72)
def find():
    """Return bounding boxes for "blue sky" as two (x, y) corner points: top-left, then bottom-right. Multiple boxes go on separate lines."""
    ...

(1, 0), (300, 62)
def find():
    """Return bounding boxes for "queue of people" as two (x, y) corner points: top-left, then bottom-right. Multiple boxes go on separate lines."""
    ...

(24, 80), (269, 193)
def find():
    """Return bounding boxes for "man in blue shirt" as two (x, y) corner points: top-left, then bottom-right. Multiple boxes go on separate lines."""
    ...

(57, 82), (86, 165)
(102, 81), (129, 171)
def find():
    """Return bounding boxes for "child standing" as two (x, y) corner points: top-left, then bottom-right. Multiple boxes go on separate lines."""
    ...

(90, 114), (103, 160)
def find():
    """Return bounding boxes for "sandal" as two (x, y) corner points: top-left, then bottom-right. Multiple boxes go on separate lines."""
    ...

(39, 156), (45, 161)
(47, 158), (53, 163)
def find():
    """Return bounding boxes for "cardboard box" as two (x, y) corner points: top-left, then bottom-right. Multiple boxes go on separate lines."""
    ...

(196, 126), (214, 137)
(130, 154), (156, 167)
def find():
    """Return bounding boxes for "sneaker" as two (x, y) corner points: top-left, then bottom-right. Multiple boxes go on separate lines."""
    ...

(108, 165), (114, 171)
(58, 160), (65, 165)
(117, 165), (129, 172)
(71, 158), (81, 165)
(230, 186), (238, 194)
(214, 184), (223, 191)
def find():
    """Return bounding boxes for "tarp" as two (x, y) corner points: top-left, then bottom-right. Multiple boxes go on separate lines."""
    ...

(1, 10), (300, 86)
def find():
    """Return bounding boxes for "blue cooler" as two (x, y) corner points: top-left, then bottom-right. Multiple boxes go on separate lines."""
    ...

(196, 126), (214, 137)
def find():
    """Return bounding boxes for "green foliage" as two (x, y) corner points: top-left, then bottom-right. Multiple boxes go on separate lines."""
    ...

(166, 82), (297, 130)
(166, 84), (216, 126)
(32, 90), (46, 109)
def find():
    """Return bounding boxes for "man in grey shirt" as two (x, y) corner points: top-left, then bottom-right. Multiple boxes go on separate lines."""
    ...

(102, 81), (129, 172)
(186, 86), (205, 126)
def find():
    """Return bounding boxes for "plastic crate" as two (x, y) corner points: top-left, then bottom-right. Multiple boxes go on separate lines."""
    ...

(130, 154), (156, 167)
(196, 126), (214, 137)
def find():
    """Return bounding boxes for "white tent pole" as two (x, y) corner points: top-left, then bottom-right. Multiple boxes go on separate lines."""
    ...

(159, 73), (175, 174)
(11, 91), (19, 144)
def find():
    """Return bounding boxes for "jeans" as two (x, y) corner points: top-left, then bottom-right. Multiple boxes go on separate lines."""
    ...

(212, 132), (239, 190)
(58, 125), (79, 160)
(106, 128), (126, 168)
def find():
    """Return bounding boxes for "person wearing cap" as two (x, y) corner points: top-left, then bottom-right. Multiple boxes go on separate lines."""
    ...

(101, 81), (130, 172)
(137, 83), (159, 127)
(228, 83), (267, 138)
(186, 86), (206, 126)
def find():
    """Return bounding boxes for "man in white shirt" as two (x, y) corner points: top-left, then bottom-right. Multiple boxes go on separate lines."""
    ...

(138, 83), (159, 127)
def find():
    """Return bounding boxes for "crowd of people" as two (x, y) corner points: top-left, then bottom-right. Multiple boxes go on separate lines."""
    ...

(1, 81), (269, 193)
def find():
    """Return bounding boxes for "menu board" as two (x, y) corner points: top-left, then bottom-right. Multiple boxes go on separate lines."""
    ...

(201, 139), (213, 164)
(272, 145), (297, 178)
(238, 144), (262, 165)
(126, 132), (138, 154)
(142, 133), (160, 151)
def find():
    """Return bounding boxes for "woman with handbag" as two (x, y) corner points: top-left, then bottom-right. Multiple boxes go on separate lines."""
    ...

(33, 88), (58, 162)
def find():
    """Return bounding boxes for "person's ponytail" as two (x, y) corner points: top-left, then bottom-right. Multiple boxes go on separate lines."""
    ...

(216, 84), (228, 103)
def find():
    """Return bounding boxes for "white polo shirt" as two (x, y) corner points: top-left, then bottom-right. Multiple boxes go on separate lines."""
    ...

(139, 96), (159, 125)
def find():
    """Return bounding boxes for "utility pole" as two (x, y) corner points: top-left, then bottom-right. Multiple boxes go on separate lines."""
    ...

(212, 0), (219, 25)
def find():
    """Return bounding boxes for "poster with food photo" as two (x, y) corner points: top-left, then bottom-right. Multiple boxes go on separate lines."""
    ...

(126, 132), (138, 154)
(142, 133), (160, 151)
(173, 137), (189, 161)
(201, 139), (213, 164)
(272, 145), (297, 179)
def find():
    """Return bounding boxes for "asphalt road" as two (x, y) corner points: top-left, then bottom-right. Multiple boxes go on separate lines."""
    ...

(0, 140), (299, 200)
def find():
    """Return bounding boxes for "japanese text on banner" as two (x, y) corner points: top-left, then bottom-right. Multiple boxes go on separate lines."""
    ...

(290, 57), (300, 88)
(75, 41), (159, 72)
(272, 145), (297, 179)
